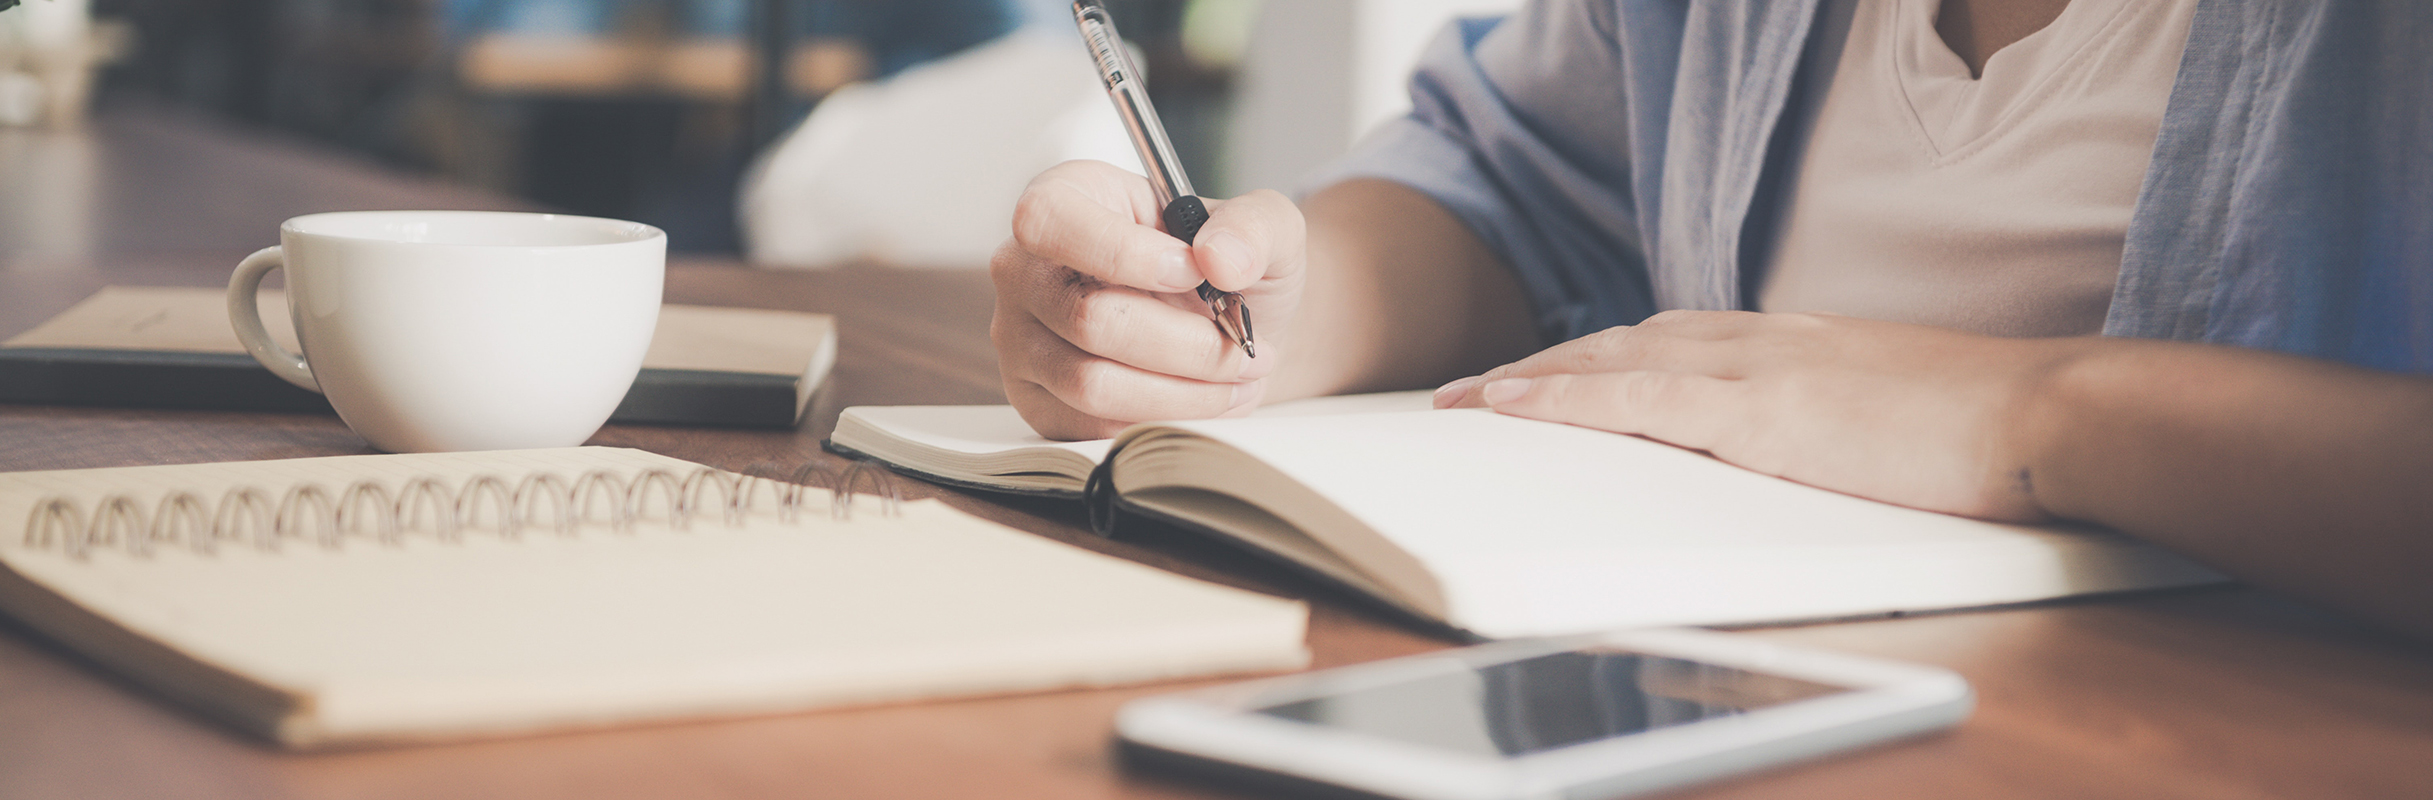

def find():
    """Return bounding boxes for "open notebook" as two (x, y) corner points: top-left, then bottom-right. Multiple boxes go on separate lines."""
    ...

(829, 399), (2229, 638)
(0, 447), (1307, 749)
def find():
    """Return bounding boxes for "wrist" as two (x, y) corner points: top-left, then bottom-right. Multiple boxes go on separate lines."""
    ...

(2009, 337), (2150, 524)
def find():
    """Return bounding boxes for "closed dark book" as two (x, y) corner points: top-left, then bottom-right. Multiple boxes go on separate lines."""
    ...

(1, 287), (833, 429)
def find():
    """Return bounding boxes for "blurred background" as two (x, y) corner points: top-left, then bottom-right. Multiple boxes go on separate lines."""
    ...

(0, 0), (1517, 264)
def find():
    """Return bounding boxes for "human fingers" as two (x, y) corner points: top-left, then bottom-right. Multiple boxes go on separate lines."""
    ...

(1476, 371), (1750, 459)
(996, 309), (1258, 425)
(993, 249), (1219, 439)
(1633, 308), (1767, 339)
(1432, 318), (1751, 408)
(1005, 379), (1129, 441)
(1000, 250), (1271, 383)
(1010, 161), (1205, 293)
(1006, 374), (1268, 440)
(1215, 379), (1268, 418)
(1191, 189), (1306, 291)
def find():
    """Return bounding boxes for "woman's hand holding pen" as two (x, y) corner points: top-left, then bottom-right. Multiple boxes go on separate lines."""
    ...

(992, 160), (1307, 440)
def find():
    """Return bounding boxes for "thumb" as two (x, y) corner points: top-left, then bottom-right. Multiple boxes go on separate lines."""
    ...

(1192, 189), (1305, 292)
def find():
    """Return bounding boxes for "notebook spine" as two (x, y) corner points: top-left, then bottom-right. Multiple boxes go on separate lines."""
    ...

(1083, 457), (1121, 538)
(20, 461), (903, 561)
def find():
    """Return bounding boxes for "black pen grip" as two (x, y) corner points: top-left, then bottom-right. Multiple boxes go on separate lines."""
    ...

(1161, 195), (1209, 246)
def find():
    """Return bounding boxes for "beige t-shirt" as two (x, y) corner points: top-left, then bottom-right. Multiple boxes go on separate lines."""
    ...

(1755, 0), (2199, 337)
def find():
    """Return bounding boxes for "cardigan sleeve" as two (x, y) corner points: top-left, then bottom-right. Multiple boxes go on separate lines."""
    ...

(1310, 0), (1679, 344)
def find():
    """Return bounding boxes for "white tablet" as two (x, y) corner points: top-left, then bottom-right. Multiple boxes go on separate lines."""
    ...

(1117, 628), (1971, 800)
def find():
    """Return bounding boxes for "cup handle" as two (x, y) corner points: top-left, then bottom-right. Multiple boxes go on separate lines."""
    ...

(228, 246), (321, 394)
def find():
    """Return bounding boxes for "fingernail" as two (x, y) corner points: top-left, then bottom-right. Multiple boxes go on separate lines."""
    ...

(1158, 248), (1200, 289)
(1481, 377), (1534, 405)
(1203, 231), (1253, 288)
(1432, 376), (1481, 409)
(1227, 380), (1268, 411)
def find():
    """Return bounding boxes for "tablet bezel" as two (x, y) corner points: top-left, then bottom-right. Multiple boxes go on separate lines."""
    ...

(1116, 628), (1972, 800)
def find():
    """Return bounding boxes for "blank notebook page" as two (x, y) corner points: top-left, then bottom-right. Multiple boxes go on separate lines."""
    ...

(0, 448), (1307, 747)
(1160, 410), (2221, 636)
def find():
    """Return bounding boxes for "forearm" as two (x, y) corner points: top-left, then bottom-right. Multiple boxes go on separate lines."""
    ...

(1270, 179), (1541, 401)
(2024, 340), (2433, 637)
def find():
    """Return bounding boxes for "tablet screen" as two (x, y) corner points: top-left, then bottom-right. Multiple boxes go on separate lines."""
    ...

(1255, 649), (1851, 758)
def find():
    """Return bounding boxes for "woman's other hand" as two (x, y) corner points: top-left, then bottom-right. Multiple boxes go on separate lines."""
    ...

(1436, 311), (2087, 520)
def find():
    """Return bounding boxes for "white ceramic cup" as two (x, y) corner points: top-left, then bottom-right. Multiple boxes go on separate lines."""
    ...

(228, 210), (666, 453)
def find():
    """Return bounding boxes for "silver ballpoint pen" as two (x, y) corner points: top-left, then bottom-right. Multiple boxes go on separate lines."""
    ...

(1072, 0), (1255, 357)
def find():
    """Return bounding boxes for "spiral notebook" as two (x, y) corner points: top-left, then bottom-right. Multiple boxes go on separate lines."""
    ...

(830, 402), (2230, 638)
(0, 448), (1308, 749)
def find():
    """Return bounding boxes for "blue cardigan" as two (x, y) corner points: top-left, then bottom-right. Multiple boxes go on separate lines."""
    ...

(1324, 0), (2432, 372)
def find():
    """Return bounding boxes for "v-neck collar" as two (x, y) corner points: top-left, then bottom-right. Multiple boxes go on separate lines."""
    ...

(1884, 0), (2138, 158)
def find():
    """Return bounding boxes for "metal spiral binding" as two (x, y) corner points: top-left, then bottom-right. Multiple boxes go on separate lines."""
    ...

(20, 461), (906, 561)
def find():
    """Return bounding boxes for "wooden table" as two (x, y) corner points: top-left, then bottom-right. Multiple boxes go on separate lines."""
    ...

(4, 104), (2431, 800)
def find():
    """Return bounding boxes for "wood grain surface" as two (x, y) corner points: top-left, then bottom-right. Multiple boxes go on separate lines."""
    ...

(2, 102), (2428, 800)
